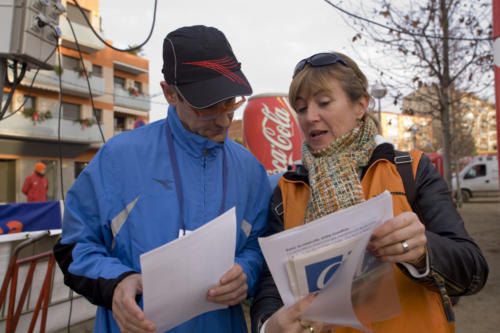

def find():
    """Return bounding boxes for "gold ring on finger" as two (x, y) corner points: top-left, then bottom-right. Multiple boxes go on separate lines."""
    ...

(299, 320), (312, 331)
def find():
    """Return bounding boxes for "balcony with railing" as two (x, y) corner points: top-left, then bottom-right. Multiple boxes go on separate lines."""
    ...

(59, 18), (105, 54)
(21, 68), (105, 98)
(114, 86), (150, 111)
(0, 111), (102, 144)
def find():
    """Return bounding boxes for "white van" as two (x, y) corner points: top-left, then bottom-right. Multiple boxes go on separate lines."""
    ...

(452, 155), (499, 202)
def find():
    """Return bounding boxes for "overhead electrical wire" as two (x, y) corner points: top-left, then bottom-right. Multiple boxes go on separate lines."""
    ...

(55, 4), (161, 327)
(0, 61), (27, 120)
(66, 16), (105, 143)
(0, 14), (62, 120)
(0, 48), (59, 122)
(72, 0), (158, 53)
(56, 46), (65, 203)
(322, 0), (495, 41)
(0, 4), (158, 329)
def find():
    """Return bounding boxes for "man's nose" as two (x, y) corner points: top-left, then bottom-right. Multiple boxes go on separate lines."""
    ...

(214, 111), (233, 127)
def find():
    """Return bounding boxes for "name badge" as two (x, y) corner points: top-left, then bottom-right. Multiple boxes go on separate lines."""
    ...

(178, 229), (192, 239)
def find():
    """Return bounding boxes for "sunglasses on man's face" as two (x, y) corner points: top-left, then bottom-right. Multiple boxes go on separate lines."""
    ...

(187, 96), (246, 120)
(293, 53), (349, 78)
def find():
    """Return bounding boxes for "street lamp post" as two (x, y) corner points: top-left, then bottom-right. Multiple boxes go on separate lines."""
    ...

(371, 82), (387, 122)
(410, 124), (419, 149)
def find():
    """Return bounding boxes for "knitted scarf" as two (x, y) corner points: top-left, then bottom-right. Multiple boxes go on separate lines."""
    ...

(302, 117), (378, 223)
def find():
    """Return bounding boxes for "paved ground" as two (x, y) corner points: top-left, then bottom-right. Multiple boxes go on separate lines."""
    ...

(454, 197), (500, 333)
(57, 197), (499, 332)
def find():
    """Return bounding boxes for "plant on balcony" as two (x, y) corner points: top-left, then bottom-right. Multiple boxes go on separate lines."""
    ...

(74, 117), (96, 130)
(75, 64), (92, 79)
(54, 65), (64, 76)
(127, 45), (143, 56)
(22, 108), (52, 124)
(128, 87), (140, 97)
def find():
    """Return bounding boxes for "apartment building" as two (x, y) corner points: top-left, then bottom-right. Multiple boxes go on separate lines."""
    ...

(402, 85), (497, 154)
(460, 93), (497, 153)
(377, 111), (434, 152)
(0, 0), (150, 203)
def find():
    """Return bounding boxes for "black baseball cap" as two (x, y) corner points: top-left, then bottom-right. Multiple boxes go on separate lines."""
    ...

(162, 25), (252, 109)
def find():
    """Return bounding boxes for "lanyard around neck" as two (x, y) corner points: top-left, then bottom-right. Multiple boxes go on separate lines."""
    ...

(165, 119), (228, 234)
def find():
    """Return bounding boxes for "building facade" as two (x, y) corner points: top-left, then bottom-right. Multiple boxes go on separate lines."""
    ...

(0, 0), (150, 203)
(402, 85), (497, 155)
(460, 94), (497, 153)
(376, 111), (434, 152)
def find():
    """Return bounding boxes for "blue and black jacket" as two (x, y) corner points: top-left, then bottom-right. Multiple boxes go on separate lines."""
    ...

(54, 106), (271, 332)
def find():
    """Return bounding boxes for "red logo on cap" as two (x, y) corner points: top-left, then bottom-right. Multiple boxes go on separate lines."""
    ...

(183, 57), (249, 88)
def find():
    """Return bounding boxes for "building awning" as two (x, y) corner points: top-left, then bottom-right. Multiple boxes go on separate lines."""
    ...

(113, 60), (148, 75)
(114, 105), (150, 117)
(0, 137), (92, 159)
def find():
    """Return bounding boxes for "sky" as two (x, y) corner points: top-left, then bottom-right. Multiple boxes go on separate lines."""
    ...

(98, 0), (394, 122)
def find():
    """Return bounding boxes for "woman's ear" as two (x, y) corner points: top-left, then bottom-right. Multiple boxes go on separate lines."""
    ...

(161, 81), (179, 106)
(356, 94), (369, 119)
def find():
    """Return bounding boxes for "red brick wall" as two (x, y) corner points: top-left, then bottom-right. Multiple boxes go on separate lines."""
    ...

(228, 119), (242, 141)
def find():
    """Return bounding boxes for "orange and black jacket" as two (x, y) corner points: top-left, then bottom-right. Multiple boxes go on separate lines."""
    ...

(250, 143), (488, 333)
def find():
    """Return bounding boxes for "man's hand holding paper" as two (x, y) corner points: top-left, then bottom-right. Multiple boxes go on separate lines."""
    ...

(140, 208), (238, 332)
(207, 263), (248, 306)
(112, 274), (156, 333)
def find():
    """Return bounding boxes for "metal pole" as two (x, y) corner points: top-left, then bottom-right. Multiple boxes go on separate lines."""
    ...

(377, 98), (382, 122)
(0, 58), (7, 107)
(493, 0), (500, 193)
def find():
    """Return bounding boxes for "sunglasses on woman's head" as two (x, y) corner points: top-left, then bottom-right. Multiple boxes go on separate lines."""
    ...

(293, 53), (349, 78)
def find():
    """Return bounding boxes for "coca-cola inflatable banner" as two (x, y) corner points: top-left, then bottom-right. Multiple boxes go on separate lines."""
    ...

(242, 94), (304, 175)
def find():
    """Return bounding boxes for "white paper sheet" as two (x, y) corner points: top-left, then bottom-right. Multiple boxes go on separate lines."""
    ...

(140, 207), (237, 332)
(259, 191), (395, 332)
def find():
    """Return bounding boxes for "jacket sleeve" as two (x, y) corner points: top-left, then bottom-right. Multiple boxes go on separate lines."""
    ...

(22, 175), (30, 195)
(235, 164), (272, 296)
(250, 186), (285, 333)
(53, 144), (137, 309)
(410, 154), (489, 296)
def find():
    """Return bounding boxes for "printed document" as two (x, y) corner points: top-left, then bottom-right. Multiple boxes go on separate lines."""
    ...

(259, 191), (401, 332)
(140, 208), (236, 332)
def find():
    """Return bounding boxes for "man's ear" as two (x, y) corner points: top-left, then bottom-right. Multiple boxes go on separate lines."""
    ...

(161, 81), (179, 106)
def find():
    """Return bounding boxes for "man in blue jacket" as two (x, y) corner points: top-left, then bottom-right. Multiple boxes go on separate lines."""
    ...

(54, 25), (271, 333)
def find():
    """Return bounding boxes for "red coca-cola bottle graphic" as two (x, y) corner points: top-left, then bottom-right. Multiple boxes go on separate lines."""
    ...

(242, 94), (304, 174)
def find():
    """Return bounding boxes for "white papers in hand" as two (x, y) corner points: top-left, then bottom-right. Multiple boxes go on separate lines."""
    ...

(286, 234), (363, 302)
(259, 191), (400, 332)
(140, 207), (237, 332)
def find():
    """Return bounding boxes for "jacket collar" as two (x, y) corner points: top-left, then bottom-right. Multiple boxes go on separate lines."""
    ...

(166, 105), (225, 157)
(287, 136), (396, 183)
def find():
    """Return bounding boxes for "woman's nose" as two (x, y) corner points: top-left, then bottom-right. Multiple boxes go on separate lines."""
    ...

(305, 104), (320, 122)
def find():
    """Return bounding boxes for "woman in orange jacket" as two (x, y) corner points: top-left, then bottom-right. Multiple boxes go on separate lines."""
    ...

(250, 52), (488, 333)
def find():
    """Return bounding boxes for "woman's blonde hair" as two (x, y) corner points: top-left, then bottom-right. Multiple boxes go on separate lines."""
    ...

(288, 52), (379, 129)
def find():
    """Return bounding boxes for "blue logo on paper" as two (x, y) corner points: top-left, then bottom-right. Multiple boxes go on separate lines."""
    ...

(305, 254), (345, 293)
